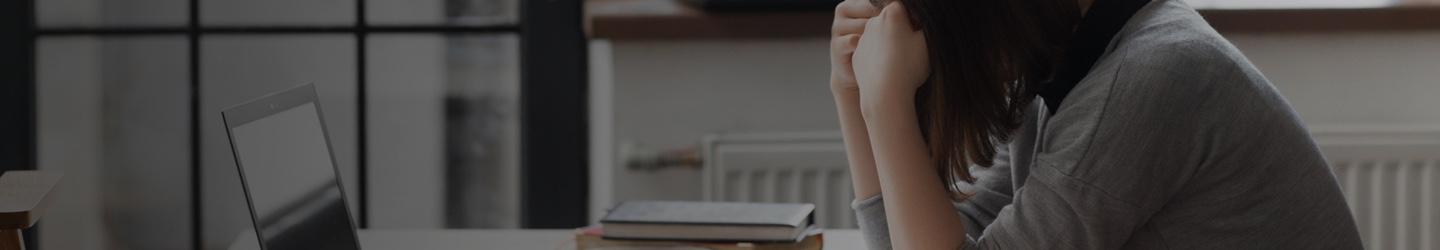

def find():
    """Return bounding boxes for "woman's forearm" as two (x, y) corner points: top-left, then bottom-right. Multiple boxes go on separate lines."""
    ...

(861, 91), (968, 250)
(834, 89), (883, 199)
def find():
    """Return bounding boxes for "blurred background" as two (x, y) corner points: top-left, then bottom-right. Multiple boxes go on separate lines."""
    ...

(2, 0), (1439, 249)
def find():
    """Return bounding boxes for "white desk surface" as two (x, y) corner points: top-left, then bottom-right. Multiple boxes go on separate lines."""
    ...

(229, 229), (868, 250)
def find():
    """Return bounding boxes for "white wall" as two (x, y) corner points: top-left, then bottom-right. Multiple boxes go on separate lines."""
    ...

(596, 38), (841, 208)
(594, 30), (1440, 207)
(1225, 31), (1440, 127)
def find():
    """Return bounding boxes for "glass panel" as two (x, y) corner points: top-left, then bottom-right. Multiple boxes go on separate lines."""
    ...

(366, 0), (517, 26)
(366, 34), (520, 229)
(37, 0), (188, 27)
(200, 35), (358, 249)
(36, 36), (191, 250)
(202, 0), (355, 26)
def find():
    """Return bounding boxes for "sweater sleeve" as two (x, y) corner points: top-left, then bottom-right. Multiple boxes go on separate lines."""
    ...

(851, 145), (1016, 249)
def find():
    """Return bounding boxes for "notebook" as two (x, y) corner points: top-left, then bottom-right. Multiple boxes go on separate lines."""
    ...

(600, 201), (816, 242)
(575, 225), (823, 250)
(685, 0), (842, 11)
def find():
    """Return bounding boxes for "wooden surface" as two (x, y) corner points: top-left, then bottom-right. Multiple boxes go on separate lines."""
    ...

(229, 229), (868, 250)
(0, 229), (19, 250)
(0, 171), (61, 230)
(1201, 4), (1440, 33)
(588, 0), (1440, 40)
(588, 0), (832, 40)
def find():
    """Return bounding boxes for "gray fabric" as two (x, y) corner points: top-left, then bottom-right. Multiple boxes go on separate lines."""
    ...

(851, 0), (1364, 249)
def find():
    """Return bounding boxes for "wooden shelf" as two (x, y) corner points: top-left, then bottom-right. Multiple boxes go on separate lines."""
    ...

(588, 0), (1440, 40)
(1201, 5), (1440, 34)
(0, 171), (61, 230)
(587, 0), (832, 40)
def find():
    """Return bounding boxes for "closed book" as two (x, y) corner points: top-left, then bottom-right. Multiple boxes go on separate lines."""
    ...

(684, 0), (842, 11)
(600, 201), (816, 242)
(575, 225), (823, 250)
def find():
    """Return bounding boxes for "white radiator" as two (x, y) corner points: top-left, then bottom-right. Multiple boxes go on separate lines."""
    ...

(1315, 127), (1440, 250)
(702, 128), (1440, 246)
(702, 132), (856, 228)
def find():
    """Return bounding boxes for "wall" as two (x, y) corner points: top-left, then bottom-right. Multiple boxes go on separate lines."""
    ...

(594, 30), (1440, 211)
(1225, 31), (1440, 127)
(596, 38), (840, 209)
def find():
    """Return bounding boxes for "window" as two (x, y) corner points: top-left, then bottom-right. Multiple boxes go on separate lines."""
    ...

(9, 0), (587, 249)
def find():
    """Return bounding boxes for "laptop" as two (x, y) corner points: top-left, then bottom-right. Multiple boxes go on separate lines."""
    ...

(222, 84), (363, 250)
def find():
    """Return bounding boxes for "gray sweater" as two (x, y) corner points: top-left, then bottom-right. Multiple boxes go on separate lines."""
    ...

(851, 0), (1364, 249)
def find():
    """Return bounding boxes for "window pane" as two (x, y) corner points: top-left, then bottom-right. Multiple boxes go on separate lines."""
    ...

(367, 0), (517, 25)
(202, 0), (355, 26)
(36, 36), (191, 250)
(38, 0), (188, 27)
(200, 35), (358, 249)
(367, 34), (520, 229)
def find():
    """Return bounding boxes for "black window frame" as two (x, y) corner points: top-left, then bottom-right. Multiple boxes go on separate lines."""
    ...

(0, 0), (37, 248)
(3, 0), (589, 248)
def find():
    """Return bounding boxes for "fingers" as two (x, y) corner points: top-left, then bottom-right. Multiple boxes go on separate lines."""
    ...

(878, 2), (919, 31)
(835, 0), (880, 19)
(830, 33), (861, 83)
(832, 17), (868, 37)
(832, 34), (861, 58)
(867, 0), (892, 9)
(831, 0), (877, 36)
(859, 2), (918, 37)
(832, 33), (861, 67)
(862, 9), (885, 36)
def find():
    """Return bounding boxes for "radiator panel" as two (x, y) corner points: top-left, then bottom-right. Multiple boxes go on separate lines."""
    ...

(701, 129), (1440, 245)
(702, 133), (856, 228)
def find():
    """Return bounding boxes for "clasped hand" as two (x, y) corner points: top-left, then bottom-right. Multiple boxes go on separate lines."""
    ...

(829, 0), (929, 105)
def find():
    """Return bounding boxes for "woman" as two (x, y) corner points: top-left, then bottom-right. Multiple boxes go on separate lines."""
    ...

(829, 0), (1364, 249)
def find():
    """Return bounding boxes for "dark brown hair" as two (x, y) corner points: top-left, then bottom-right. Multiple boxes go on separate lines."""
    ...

(896, 0), (1082, 200)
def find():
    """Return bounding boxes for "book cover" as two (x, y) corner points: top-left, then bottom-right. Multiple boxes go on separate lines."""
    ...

(600, 201), (816, 242)
(575, 225), (823, 250)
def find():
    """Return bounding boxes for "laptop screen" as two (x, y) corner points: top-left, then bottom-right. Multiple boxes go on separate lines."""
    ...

(229, 101), (361, 250)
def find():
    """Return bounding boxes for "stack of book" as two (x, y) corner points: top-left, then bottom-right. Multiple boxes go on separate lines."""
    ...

(684, 0), (844, 11)
(576, 201), (822, 250)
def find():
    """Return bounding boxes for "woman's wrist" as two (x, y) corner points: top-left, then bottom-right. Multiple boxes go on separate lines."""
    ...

(832, 83), (862, 97)
(859, 87), (916, 119)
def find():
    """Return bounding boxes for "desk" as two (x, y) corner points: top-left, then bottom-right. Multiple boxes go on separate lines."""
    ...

(230, 229), (868, 250)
